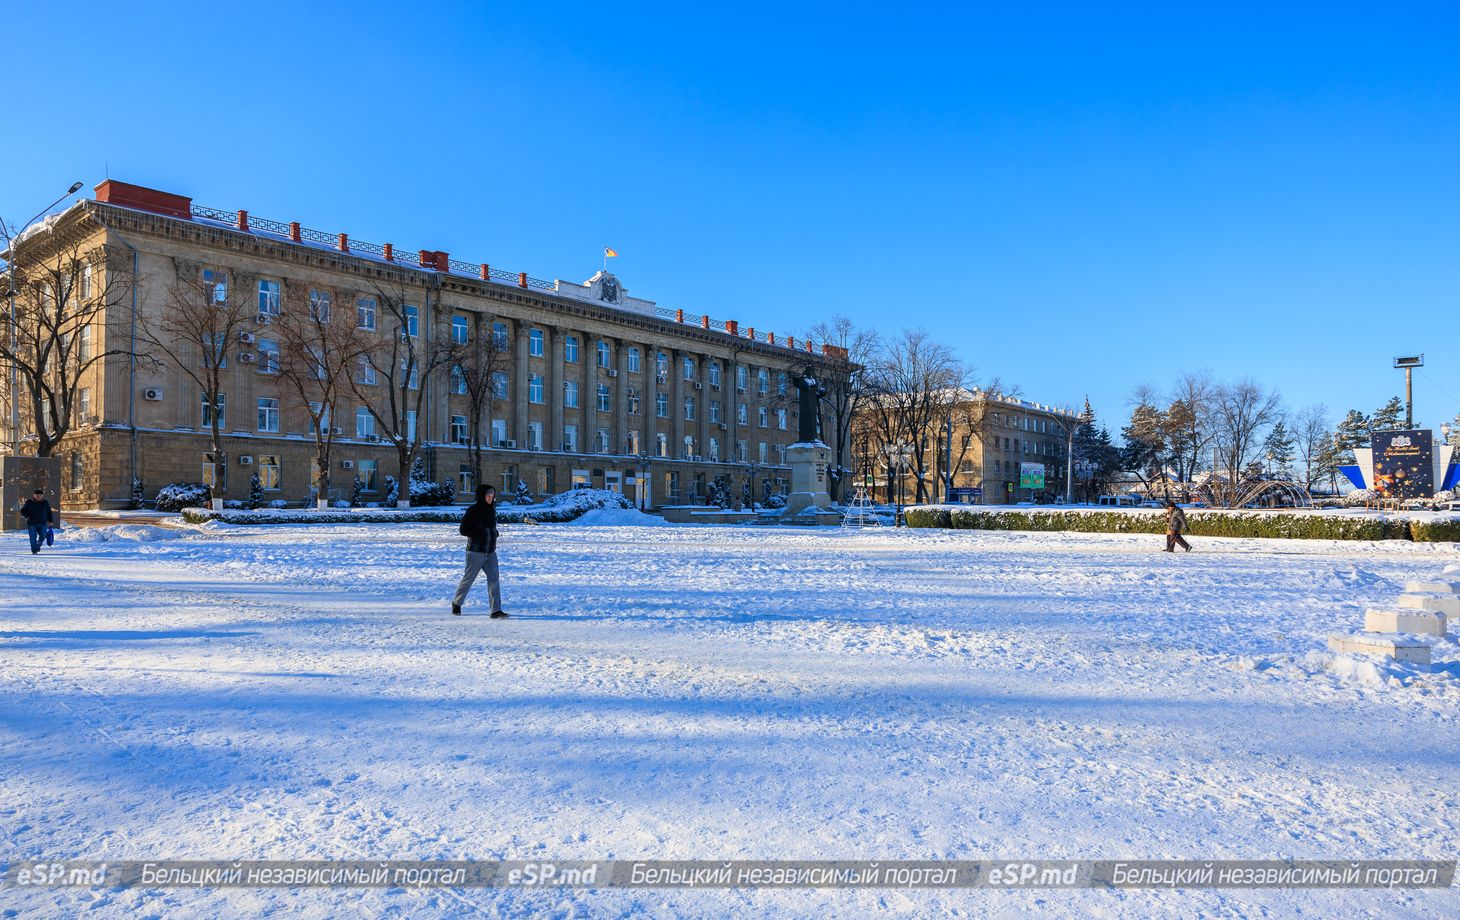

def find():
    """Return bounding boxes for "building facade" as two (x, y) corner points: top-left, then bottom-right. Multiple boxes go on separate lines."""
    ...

(6, 181), (847, 510)
(853, 393), (1079, 505)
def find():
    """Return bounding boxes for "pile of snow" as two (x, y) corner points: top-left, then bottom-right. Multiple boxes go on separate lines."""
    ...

(541, 488), (632, 513)
(568, 506), (672, 527)
(62, 524), (187, 544)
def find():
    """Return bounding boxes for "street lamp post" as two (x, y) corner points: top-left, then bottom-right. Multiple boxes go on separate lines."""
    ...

(2, 181), (84, 455)
(883, 441), (914, 527)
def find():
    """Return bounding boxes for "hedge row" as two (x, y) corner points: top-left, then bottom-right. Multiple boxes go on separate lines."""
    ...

(903, 508), (1454, 542)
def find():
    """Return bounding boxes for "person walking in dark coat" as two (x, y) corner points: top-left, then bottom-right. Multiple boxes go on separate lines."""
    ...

(19, 489), (54, 555)
(453, 484), (507, 617)
(1163, 500), (1191, 553)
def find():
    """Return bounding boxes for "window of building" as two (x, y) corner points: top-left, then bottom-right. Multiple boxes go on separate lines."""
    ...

(357, 459), (378, 491)
(451, 315), (468, 344)
(683, 355), (695, 380)
(77, 325), (92, 361)
(625, 429), (640, 454)
(709, 362), (721, 388)
(403, 304), (419, 338)
(684, 396), (695, 420)
(202, 268), (228, 303)
(310, 289), (331, 323)
(572, 469), (592, 489)
(459, 465), (475, 495)
(627, 388), (640, 415)
(656, 432), (669, 457)
(258, 455), (281, 490)
(80, 263), (93, 300)
(201, 392), (225, 429)
(776, 407), (787, 430)
(69, 451), (82, 490)
(564, 379), (579, 408)
(529, 374), (544, 404)
(77, 387), (91, 423)
(627, 347), (641, 373)
(405, 410), (417, 443)
(356, 357), (376, 386)
(492, 418), (508, 446)
(737, 403), (748, 424)
(492, 321), (509, 349)
(595, 428), (610, 453)
(308, 402), (330, 434)
(758, 406), (769, 428)
(257, 279), (281, 316)
(528, 421), (543, 451)
(356, 297), (376, 330)
(492, 371), (509, 400)
(737, 440), (748, 462)
(775, 444), (786, 464)
(709, 400), (721, 423)
(597, 341), (611, 368)
(683, 435), (695, 459)
(757, 369), (769, 395)
(597, 384), (611, 412)
(708, 437), (719, 462)
(500, 465), (517, 494)
(759, 441), (769, 463)
(451, 415), (468, 445)
(736, 365), (748, 391)
(356, 407), (375, 439)
(666, 470), (680, 501)
(563, 424), (578, 452)
(450, 365), (467, 395)
(204, 332), (227, 369)
(564, 335), (579, 363)
(655, 351), (669, 379)
(257, 338), (279, 374)
(777, 373), (787, 396)
(529, 328), (544, 356)
(655, 391), (668, 418)
(257, 397), (280, 433)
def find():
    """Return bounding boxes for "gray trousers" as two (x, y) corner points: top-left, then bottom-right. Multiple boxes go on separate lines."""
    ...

(453, 550), (502, 610)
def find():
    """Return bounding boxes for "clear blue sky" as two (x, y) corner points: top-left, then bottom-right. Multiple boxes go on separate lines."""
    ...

(7, 3), (1458, 431)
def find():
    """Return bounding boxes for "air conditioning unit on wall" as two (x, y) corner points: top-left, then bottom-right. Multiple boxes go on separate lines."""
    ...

(143, 388), (164, 401)
(340, 459), (355, 470)
(238, 455), (254, 465)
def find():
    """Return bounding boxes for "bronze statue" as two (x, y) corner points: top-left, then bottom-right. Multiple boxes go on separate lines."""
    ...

(792, 371), (825, 443)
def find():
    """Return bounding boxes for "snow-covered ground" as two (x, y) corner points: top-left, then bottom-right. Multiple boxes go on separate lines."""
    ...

(2, 521), (1458, 917)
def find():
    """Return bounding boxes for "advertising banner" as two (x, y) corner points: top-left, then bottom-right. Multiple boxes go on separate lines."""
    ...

(1019, 463), (1046, 490)
(1370, 429), (1434, 499)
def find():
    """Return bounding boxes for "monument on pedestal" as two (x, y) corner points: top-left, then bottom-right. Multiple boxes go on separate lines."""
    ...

(783, 373), (840, 524)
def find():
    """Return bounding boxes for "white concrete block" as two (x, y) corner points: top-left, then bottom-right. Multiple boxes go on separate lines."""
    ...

(1328, 633), (1431, 666)
(1364, 607), (1447, 637)
(1397, 593), (1460, 616)
(1404, 579), (1460, 595)
(1442, 563), (1460, 577)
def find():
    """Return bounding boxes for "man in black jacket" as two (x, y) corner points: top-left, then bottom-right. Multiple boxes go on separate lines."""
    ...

(19, 489), (54, 555)
(452, 484), (506, 617)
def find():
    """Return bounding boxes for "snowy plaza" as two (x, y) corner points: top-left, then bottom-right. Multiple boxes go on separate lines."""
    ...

(2, 516), (1457, 917)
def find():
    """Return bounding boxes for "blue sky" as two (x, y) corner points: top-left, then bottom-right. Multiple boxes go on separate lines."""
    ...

(7, 3), (1458, 431)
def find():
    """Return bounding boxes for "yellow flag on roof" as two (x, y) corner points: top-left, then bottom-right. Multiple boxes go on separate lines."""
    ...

(604, 248), (619, 258)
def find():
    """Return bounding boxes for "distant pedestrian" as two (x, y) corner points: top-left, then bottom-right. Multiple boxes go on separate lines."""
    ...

(19, 489), (54, 556)
(452, 484), (507, 618)
(1163, 500), (1190, 553)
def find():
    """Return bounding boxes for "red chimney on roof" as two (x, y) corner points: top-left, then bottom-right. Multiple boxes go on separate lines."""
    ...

(93, 180), (192, 219)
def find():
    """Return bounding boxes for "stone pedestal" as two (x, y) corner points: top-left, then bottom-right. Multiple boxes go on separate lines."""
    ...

(0, 456), (61, 532)
(783, 441), (833, 518)
(1327, 632), (1431, 666)
(1364, 607), (1448, 637)
(1398, 593), (1460, 616)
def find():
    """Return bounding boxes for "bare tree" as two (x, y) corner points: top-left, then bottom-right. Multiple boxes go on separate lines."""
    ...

(936, 379), (1013, 501)
(1210, 379), (1283, 507)
(135, 260), (255, 497)
(1165, 370), (1217, 493)
(0, 228), (135, 458)
(347, 276), (452, 506)
(864, 329), (971, 503)
(275, 283), (370, 508)
(445, 313), (508, 488)
(807, 316), (879, 502)
(1292, 403), (1333, 494)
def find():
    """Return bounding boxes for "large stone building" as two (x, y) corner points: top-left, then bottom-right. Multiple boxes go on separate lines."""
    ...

(853, 392), (1079, 505)
(4, 180), (847, 510)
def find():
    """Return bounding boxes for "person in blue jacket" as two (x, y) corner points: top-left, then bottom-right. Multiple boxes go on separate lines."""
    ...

(19, 489), (54, 555)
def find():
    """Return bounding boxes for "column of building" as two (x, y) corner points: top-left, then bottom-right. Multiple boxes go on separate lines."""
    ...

(512, 315), (529, 449)
(546, 325), (562, 455)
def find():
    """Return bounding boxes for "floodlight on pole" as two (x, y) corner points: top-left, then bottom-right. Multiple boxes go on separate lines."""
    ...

(1393, 354), (1423, 430)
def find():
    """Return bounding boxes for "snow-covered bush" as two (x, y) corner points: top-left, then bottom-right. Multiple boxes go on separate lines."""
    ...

(904, 507), (1412, 542)
(762, 491), (787, 510)
(332, 500), (351, 509)
(1411, 516), (1460, 542)
(267, 499), (288, 510)
(1432, 490), (1456, 504)
(154, 482), (211, 512)
(1341, 489), (1376, 507)
(384, 476), (398, 504)
(706, 475), (732, 509)
(129, 477), (145, 510)
(513, 479), (533, 506)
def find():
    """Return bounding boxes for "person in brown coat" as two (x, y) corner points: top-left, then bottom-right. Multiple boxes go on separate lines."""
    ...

(1164, 500), (1191, 552)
